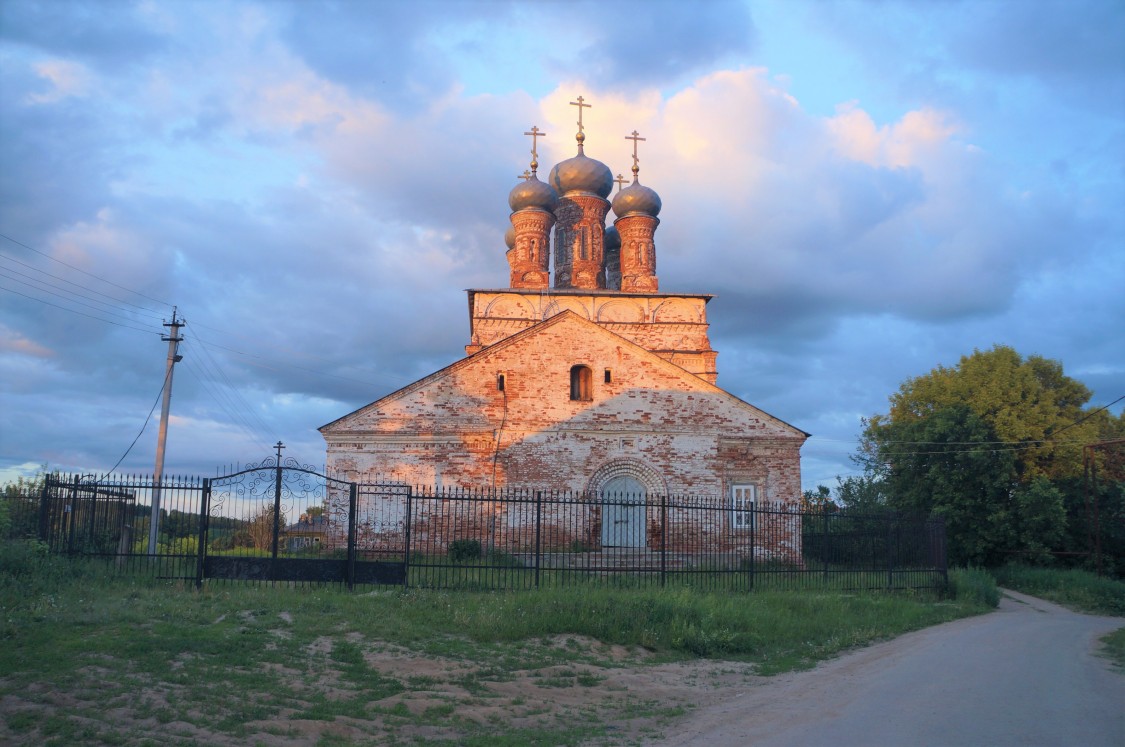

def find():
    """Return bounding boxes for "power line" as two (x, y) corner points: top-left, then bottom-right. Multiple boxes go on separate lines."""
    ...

(0, 283), (160, 336)
(0, 250), (167, 318)
(0, 266), (166, 327)
(0, 231), (172, 308)
(105, 366), (170, 474)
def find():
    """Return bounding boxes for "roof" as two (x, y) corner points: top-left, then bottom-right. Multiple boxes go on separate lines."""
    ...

(320, 310), (809, 439)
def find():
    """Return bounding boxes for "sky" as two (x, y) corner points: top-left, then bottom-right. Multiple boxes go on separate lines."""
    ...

(1, 0), (1122, 492)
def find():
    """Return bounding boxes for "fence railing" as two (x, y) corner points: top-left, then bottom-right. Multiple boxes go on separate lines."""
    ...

(2, 472), (947, 592)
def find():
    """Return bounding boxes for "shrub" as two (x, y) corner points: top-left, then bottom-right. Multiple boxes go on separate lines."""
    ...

(948, 567), (1000, 608)
(448, 539), (482, 562)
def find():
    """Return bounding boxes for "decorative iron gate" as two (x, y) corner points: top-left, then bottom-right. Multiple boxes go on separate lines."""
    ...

(198, 455), (405, 588)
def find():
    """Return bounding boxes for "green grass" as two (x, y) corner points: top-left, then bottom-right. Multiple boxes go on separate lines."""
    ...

(1100, 626), (1125, 670)
(0, 541), (997, 745)
(991, 564), (1125, 616)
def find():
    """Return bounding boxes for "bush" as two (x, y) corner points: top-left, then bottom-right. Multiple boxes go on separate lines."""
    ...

(948, 567), (1000, 608)
(448, 539), (482, 562)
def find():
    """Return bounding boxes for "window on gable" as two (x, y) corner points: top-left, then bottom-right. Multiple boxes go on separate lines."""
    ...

(497, 373), (506, 391)
(731, 484), (757, 531)
(604, 368), (612, 384)
(570, 365), (592, 401)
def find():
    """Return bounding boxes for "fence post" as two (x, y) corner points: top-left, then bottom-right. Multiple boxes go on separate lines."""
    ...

(38, 477), (51, 545)
(403, 487), (413, 589)
(67, 473), (80, 555)
(822, 505), (829, 583)
(346, 483), (358, 591)
(886, 517), (895, 590)
(270, 464), (283, 579)
(196, 478), (210, 589)
(748, 503), (756, 592)
(660, 492), (667, 588)
(534, 491), (542, 589)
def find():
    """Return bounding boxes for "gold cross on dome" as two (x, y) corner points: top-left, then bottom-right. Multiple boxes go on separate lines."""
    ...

(523, 126), (546, 174)
(625, 130), (646, 178)
(518, 169), (532, 181)
(614, 174), (628, 192)
(570, 96), (591, 134)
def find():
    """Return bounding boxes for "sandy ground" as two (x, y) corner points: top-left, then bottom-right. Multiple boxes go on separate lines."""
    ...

(2, 591), (1121, 745)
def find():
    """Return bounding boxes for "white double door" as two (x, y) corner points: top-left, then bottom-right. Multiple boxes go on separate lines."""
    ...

(601, 475), (646, 548)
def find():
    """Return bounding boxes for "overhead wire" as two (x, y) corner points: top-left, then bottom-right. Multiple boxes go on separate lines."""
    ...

(0, 231), (173, 308)
(0, 266), (166, 327)
(0, 250), (168, 319)
(104, 365), (171, 474)
(0, 283), (161, 336)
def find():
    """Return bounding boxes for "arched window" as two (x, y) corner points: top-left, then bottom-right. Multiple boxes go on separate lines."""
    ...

(570, 365), (592, 401)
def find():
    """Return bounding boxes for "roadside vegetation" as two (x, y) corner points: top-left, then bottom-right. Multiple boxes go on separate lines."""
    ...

(1, 539), (996, 747)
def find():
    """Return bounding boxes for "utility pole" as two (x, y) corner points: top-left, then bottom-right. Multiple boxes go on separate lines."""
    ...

(148, 307), (184, 555)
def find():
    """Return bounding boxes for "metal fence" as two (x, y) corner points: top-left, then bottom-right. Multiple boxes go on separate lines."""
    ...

(2, 469), (947, 592)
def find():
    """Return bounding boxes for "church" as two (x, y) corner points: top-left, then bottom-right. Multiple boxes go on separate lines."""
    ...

(320, 98), (808, 551)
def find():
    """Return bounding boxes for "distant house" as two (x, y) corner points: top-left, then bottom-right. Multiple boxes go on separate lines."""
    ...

(283, 513), (328, 552)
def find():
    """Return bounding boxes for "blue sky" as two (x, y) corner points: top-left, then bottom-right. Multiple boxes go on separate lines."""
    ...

(1, 0), (1122, 491)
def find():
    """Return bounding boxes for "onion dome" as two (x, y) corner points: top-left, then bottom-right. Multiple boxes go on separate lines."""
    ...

(508, 174), (558, 212)
(504, 225), (515, 250)
(604, 225), (621, 252)
(548, 153), (613, 198)
(611, 180), (662, 218)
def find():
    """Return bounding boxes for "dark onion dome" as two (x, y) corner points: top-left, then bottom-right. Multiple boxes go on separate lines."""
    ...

(504, 225), (515, 249)
(548, 152), (614, 198)
(508, 175), (559, 212)
(611, 180), (662, 218)
(604, 225), (621, 252)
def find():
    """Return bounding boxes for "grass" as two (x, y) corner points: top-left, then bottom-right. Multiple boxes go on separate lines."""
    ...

(991, 564), (1125, 616)
(0, 540), (997, 746)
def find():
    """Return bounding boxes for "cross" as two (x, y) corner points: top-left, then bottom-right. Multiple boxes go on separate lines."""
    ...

(614, 173), (628, 192)
(523, 126), (546, 174)
(570, 95), (591, 136)
(523, 126), (546, 159)
(518, 169), (532, 181)
(274, 441), (285, 462)
(625, 130), (646, 178)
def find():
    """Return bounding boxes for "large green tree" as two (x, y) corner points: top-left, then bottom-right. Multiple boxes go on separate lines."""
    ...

(864, 345), (1098, 482)
(860, 346), (1115, 568)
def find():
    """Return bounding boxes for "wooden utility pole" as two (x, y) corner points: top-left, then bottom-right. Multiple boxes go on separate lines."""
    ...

(148, 307), (184, 555)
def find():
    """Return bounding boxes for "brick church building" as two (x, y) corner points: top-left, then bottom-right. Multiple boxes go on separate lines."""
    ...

(320, 100), (808, 550)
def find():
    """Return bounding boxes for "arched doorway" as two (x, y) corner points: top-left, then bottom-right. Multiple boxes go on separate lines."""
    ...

(601, 474), (646, 548)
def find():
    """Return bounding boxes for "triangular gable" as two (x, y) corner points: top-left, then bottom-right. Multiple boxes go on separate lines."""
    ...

(321, 310), (808, 439)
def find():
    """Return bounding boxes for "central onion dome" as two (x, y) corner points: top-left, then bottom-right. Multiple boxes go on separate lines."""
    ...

(611, 180), (662, 218)
(548, 152), (614, 198)
(508, 175), (559, 213)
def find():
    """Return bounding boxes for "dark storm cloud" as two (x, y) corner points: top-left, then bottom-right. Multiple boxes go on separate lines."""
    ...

(950, 0), (1125, 108)
(279, 0), (504, 109)
(558, 0), (756, 87)
(0, 0), (167, 69)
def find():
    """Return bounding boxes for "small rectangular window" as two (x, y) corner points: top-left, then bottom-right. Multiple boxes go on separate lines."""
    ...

(604, 368), (612, 383)
(731, 484), (756, 531)
(497, 374), (505, 391)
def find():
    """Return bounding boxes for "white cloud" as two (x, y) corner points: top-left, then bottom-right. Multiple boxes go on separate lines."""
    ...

(26, 59), (95, 104)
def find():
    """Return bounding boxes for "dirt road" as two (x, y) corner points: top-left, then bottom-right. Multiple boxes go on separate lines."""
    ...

(655, 590), (1124, 747)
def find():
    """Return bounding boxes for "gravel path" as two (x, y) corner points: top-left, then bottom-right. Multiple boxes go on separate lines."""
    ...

(654, 590), (1125, 746)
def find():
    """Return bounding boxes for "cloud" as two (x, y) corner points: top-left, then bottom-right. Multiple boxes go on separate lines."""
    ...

(0, 0), (1120, 487)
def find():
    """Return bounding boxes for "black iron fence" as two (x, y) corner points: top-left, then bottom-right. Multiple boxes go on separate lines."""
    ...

(2, 467), (946, 592)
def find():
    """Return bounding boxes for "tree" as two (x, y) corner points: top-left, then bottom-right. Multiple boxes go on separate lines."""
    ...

(858, 347), (1113, 568)
(865, 345), (1096, 482)
(248, 504), (278, 551)
(878, 404), (1020, 565)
